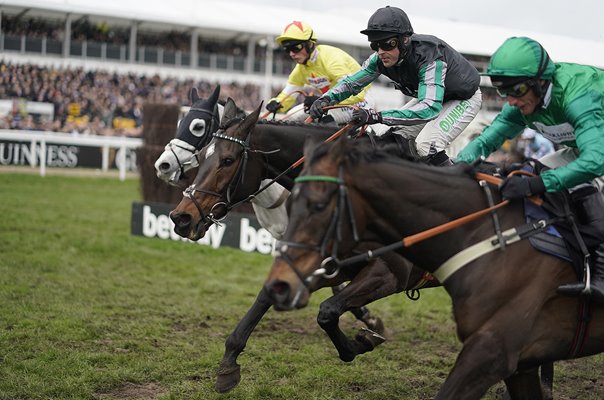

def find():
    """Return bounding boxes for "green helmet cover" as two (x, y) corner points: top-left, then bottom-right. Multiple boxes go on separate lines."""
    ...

(486, 37), (555, 80)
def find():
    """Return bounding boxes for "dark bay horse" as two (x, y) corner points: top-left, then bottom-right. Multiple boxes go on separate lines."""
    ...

(169, 101), (439, 392)
(264, 135), (604, 399)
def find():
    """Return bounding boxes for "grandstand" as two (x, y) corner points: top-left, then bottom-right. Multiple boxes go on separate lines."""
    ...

(2, 0), (604, 133)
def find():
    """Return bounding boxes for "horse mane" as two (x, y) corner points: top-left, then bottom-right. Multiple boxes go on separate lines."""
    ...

(309, 136), (473, 178)
(256, 119), (337, 130)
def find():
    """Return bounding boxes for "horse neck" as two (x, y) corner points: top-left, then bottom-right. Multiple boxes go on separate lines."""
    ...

(349, 160), (509, 270)
(252, 123), (336, 188)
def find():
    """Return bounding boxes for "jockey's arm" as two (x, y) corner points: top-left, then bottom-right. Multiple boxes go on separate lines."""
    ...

(456, 104), (525, 163)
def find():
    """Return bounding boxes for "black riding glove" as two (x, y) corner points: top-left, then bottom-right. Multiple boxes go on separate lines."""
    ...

(303, 95), (320, 113)
(266, 100), (282, 113)
(500, 175), (546, 200)
(352, 108), (382, 125)
(308, 95), (334, 120)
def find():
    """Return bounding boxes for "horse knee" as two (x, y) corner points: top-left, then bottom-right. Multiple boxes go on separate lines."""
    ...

(317, 301), (341, 328)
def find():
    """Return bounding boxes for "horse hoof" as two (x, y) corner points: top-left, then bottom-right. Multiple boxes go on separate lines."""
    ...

(215, 364), (241, 393)
(364, 316), (385, 336)
(356, 327), (386, 351)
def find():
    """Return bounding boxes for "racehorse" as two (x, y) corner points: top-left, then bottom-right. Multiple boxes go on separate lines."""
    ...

(153, 85), (289, 239)
(264, 135), (604, 399)
(169, 101), (440, 392)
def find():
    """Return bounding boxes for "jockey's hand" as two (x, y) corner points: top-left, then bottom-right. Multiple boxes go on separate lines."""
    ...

(352, 108), (382, 125)
(303, 95), (320, 113)
(266, 100), (282, 113)
(308, 96), (334, 120)
(500, 175), (546, 200)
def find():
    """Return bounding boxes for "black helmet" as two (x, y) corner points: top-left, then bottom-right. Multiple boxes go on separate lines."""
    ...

(360, 6), (413, 42)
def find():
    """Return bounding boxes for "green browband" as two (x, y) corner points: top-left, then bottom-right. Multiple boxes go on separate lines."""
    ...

(294, 175), (341, 184)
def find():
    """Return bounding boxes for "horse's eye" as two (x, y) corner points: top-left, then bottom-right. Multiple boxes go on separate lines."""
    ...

(189, 118), (206, 137)
(312, 202), (327, 213)
(221, 157), (235, 167)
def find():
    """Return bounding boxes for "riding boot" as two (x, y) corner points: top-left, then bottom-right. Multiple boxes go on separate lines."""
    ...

(557, 189), (604, 304)
(557, 243), (604, 305)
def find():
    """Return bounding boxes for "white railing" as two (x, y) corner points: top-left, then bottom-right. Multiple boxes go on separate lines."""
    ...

(0, 129), (143, 180)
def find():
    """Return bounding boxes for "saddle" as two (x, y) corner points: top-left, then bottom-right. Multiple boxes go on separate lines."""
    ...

(475, 160), (601, 281)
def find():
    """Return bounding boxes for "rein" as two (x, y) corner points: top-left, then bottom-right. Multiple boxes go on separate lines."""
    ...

(249, 122), (355, 201)
(277, 168), (555, 287)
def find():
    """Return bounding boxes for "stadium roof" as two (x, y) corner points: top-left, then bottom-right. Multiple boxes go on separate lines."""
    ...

(3, 0), (604, 68)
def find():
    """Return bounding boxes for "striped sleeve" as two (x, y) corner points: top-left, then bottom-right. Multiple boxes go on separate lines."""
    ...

(326, 54), (381, 102)
(381, 60), (446, 126)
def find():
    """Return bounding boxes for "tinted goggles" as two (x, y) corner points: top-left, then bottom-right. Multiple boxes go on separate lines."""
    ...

(370, 38), (399, 52)
(496, 81), (532, 98)
(283, 42), (305, 53)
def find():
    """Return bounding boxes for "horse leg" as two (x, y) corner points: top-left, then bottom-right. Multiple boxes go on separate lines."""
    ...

(215, 288), (272, 393)
(317, 258), (403, 362)
(331, 283), (385, 335)
(540, 362), (554, 400)
(503, 367), (545, 400)
(435, 331), (517, 400)
(503, 362), (554, 400)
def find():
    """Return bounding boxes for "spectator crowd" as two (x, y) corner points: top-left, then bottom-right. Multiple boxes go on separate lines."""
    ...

(0, 61), (265, 136)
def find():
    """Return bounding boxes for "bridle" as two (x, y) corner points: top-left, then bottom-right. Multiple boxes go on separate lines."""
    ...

(274, 167), (361, 288)
(182, 126), (279, 227)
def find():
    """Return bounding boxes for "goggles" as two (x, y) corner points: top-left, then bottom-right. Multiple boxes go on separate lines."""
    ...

(370, 38), (399, 52)
(283, 42), (305, 53)
(495, 81), (533, 98)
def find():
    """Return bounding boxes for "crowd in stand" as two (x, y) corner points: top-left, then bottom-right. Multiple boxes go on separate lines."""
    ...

(0, 61), (266, 136)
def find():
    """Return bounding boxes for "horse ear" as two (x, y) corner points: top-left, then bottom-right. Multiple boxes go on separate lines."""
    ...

(208, 85), (220, 105)
(190, 87), (199, 104)
(236, 103), (262, 138)
(222, 97), (238, 125)
(327, 135), (350, 165)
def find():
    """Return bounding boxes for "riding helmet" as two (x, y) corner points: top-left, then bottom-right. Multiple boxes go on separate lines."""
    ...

(276, 21), (317, 45)
(360, 6), (414, 42)
(486, 37), (555, 84)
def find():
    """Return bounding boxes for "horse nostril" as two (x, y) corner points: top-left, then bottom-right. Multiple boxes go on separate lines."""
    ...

(268, 280), (291, 304)
(170, 211), (192, 228)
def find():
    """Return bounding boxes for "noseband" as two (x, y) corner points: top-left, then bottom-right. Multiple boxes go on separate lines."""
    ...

(182, 129), (254, 227)
(274, 168), (360, 288)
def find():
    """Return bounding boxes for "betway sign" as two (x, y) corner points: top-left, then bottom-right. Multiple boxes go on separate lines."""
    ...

(131, 202), (275, 255)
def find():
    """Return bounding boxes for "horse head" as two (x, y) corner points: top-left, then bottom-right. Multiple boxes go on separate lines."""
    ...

(154, 85), (222, 185)
(265, 136), (366, 310)
(169, 100), (264, 241)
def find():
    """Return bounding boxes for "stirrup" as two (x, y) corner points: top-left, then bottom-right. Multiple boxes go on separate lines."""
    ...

(557, 259), (592, 296)
(556, 281), (592, 296)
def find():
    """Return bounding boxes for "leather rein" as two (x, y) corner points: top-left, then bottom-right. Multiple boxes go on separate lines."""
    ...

(275, 168), (550, 288)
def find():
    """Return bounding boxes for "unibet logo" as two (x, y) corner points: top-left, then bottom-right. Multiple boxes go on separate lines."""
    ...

(439, 100), (470, 133)
(141, 205), (225, 248)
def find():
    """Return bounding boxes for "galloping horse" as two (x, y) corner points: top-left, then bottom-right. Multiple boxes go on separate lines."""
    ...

(153, 85), (288, 239)
(169, 101), (440, 392)
(264, 135), (604, 399)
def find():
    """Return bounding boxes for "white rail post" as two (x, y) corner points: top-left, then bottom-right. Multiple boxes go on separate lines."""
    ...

(39, 139), (46, 177)
(102, 144), (109, 172)
(119, 144), (126, 181)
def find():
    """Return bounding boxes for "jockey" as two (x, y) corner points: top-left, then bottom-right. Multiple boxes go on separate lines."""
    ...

(308, 6), (482, 165)
(456, 36), (604, 303)
(266, 21), (374, 124)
